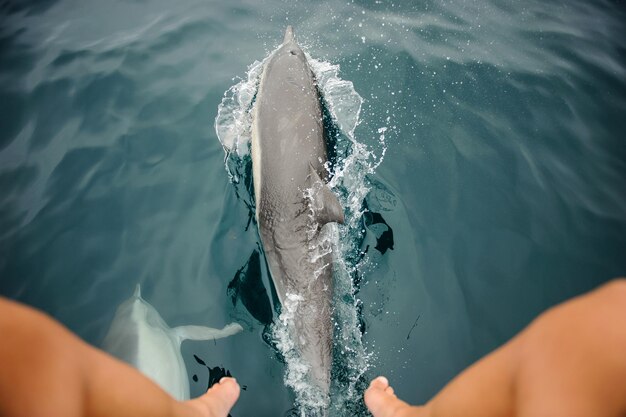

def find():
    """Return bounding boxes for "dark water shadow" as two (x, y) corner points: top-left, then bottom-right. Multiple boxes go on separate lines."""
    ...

(192, 354), (246, 417)
(227, 248), (274, 326)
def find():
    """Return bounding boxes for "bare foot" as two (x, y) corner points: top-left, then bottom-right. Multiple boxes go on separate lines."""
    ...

(364, 376), (426, 417)
(186, 377), (241, 417)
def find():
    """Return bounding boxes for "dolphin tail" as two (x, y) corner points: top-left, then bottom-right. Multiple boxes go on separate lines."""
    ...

(172, 323), (243, 343)
(283, 25), (295, 44)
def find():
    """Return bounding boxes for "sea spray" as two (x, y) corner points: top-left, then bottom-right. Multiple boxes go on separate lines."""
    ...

(215, 45), (387, 416)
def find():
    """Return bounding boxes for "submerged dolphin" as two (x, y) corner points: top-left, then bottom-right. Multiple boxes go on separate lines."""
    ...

(102, 285), (243, 400)
(251, 26), (345, 395)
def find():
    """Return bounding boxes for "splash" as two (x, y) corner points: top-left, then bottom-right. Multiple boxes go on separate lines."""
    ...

(215, 44), (387, 416)
(272, 292), (329, 415)
(214, 59), (264, 159)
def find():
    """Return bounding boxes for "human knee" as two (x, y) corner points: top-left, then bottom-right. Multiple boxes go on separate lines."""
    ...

(524, 278), (626, 352)
(595, 277), (626, 300)
(580, 278), (626, 321)
(550, 278), (626, 319)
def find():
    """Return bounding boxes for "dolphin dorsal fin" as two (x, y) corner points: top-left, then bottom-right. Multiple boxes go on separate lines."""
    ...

(283, 26), (295, 44)
(172, 323), (243, 343)
(307, 164), (345, 226)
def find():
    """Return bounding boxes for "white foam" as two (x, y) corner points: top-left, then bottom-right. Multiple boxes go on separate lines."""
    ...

(215, 58), (265, 158)
(273, 293), (329, 413)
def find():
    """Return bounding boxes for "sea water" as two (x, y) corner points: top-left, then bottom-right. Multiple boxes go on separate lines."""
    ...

(1, 0), (625, 416)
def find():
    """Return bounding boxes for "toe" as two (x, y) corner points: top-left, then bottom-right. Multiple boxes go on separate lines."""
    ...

(364, 377), (410, 417)
(202, 377), (241, 417)
(370, 376), (390, 390)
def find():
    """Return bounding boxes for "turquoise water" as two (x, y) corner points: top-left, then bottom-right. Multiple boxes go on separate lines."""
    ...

(1, 0), (626, 415)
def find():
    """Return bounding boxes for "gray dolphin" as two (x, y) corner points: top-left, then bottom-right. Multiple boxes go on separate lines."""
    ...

(251, 26), (345, 396)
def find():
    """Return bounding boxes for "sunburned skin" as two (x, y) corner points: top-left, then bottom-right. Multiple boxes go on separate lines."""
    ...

(363, 279), (626, 417)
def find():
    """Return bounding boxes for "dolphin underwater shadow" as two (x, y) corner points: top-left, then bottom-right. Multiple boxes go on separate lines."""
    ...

(251, 25), (345, 403)
(101, 285), (243, 400)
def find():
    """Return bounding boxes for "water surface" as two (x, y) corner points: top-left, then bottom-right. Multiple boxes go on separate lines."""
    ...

(1, 0), (625, 415)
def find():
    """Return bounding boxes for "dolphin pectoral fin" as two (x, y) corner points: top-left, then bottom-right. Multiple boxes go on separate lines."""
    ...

(307, 164), (345, 226)
(172, 323), (244, 343)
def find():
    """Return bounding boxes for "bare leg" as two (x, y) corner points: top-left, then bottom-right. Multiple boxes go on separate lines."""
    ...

(0, 297), (239, 417)
(364, 279), (626, 417)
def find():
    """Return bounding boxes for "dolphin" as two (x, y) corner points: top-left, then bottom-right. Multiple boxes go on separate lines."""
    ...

(102, 285), (243, 400)
(251, 26), (345, 396)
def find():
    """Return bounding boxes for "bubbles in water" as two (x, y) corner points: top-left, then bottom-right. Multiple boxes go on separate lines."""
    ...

(214, 59), (264, 159)
(273, 292), (329, 414)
